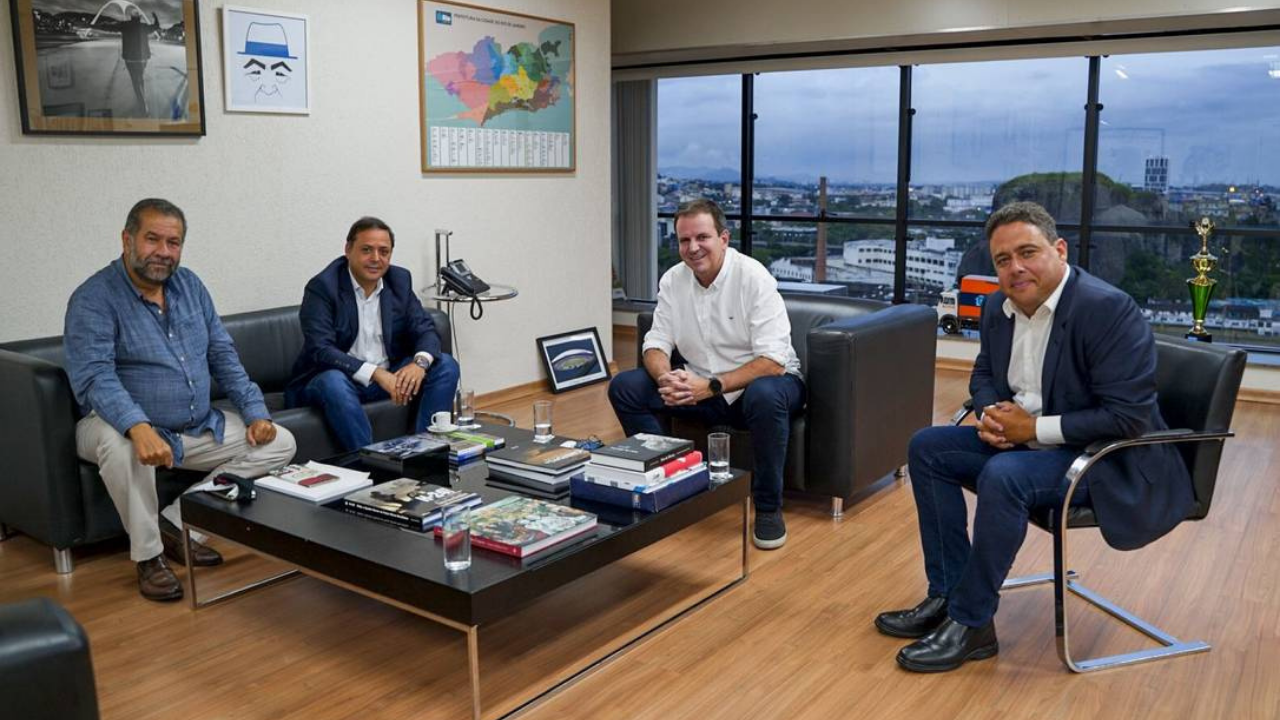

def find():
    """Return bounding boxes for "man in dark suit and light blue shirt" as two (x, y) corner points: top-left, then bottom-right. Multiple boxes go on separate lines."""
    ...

(875, 201), (1191, 672)
(286, 216), (459, 451)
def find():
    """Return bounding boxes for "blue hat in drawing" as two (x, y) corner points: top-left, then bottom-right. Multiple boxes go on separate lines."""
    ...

(238, 21), (296, 59)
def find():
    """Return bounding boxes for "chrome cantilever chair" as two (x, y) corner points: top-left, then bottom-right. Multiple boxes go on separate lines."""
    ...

(953, 335), (1246, 672)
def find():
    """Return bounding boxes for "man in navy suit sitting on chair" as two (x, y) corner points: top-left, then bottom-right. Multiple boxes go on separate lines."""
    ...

(875, 201), (1191, 673)
(286, 216), (459, 451)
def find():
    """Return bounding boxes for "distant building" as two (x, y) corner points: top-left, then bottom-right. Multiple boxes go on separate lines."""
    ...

(1145, 156), (1169, 194)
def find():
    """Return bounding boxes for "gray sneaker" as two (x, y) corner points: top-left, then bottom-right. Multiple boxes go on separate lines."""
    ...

(752, 510), (787, 550)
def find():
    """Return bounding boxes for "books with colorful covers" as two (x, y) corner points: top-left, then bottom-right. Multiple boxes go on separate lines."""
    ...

(444, 429), (506, 451)
(572, 464), (710, 512)
(583, 451), (703, 490)
(590, 433), (695, 472)
(434, 495), (597, 557)
(359, 435), (450, 474)
(342, 478), (482, 531)
(486, 438), (590, 488)
(423, 433), (486, 464)
(255, 462), (373, 503)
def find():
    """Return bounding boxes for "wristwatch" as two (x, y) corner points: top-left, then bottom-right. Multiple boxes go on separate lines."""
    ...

(708, 375), (723, 397)
(414, 352), (433, 370)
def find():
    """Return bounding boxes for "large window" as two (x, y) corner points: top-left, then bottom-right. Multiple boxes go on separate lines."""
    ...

(645, 43), (1280, 357)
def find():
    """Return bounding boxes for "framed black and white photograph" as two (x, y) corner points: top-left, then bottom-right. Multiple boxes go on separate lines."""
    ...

(536, 327), (610, 394)
(221, 6), (309, 114)
(7, 0), (206, 135)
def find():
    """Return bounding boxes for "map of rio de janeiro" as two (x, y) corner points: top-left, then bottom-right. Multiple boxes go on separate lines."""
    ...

(420, 2), (574, 171)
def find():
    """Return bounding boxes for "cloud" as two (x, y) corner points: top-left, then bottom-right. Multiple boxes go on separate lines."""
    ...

(657, 47), (1280, 186)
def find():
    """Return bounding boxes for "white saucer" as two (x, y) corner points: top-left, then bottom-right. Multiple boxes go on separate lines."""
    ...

(428, 424), (459, 433)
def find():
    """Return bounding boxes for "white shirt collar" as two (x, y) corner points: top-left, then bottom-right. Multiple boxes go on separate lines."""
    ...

(1003, 264), (1071, 319)
(348, 268), (384, 300)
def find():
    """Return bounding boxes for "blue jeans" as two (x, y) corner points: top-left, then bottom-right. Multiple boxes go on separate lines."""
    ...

(299, 354), (459, 452)
(607, 368), (805, 513)
(907, 425), (1091, 627)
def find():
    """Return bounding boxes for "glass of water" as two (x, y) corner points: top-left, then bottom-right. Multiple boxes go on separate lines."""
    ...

(441, 503), (471, 572)
(532, 400), (553, 442)
(708, 432), (731, 483)
(455, 387), (477, 429)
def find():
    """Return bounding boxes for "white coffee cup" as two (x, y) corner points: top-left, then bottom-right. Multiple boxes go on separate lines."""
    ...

(431, 411), (453, 429)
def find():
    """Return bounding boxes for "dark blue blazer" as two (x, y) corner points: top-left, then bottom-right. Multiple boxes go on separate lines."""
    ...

(285, 257), (441, 402)
(971, 266), (1192, 551)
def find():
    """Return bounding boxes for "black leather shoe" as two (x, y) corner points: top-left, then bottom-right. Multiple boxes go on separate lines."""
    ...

(875, 596), (949, 638)
(159, 517), (223, 567)
(896, 618), (998, 673)
(137, 555), (183, 602)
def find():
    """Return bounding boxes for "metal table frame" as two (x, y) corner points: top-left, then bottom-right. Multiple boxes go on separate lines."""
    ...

(184, 495), (749, 720)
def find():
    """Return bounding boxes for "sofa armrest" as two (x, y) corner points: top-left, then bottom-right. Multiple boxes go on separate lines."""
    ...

(0, 349), (85, 547)
(803, 303), (937, 499)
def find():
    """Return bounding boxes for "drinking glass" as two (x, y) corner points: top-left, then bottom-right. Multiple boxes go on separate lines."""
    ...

(708, 432), (731, 483)
(533, 400), (553, 442)
(455, 387), (477, 429)
(442, 503), (471, 572)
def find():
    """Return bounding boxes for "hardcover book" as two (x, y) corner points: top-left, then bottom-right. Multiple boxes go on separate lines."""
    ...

(423, 433), (486, 463)
(589, 433), (695, 472)
(434, 495), (597, 557)
(486, 438), (590, 475)
(342, 478), (481, 531)
(445, 429), (507, 450)
(255, 462), (373, 503)
(573, 465), (710, 512)
(583, 450), (704, 490)
(358, 435), (450, 474)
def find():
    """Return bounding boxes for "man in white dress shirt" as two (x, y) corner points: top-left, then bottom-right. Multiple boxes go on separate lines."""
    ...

(875, 201), (1185, 673)
(608, 199), (804, 549)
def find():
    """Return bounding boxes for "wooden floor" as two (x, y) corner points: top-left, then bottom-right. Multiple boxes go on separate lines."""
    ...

(2, 353), (1278, 719)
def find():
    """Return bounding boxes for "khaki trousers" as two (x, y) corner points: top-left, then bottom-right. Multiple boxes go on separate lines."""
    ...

(76, 411), (296, 561)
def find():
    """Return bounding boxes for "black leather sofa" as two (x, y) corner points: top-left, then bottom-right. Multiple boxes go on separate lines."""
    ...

(0, 597), (100, 720)
(0, 305), (450, 573)
(636, 294), (937, 516)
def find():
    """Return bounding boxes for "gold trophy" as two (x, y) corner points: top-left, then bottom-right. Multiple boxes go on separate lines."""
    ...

(1186, 217), (1218, 343)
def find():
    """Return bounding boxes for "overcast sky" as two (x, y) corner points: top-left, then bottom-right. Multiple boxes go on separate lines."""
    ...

(658, 46), (1280, 187)
(33, 0), (183, 24)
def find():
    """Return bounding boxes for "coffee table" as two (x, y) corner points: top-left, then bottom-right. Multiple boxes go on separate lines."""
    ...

(180, 426), (749, 720)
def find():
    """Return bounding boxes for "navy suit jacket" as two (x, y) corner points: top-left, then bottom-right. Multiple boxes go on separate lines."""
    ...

(971, 266), (1192, 550)
(285, 257), (441, 402)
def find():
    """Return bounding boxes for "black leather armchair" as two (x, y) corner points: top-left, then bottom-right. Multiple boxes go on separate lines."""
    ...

(0, 597), (99, 720)
(637, 294), (938, 516)
(0, 304), (450, 573)
(955, 334), (1246, 672)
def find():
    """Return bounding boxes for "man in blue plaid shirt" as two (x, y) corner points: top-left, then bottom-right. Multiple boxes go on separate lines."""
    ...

(64, 198), (296, 602)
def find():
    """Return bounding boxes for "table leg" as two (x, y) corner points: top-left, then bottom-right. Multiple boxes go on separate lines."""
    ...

(467, 625), (482, 720)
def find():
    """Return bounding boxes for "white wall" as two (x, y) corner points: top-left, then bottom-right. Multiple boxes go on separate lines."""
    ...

(613, 0), (1280, 65)
(0, 0), (611, 395)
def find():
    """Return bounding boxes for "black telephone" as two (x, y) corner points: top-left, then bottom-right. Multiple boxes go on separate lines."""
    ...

(440, 259), (491, 297)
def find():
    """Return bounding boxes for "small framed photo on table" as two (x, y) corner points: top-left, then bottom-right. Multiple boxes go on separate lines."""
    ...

(536, 327), (610, 394)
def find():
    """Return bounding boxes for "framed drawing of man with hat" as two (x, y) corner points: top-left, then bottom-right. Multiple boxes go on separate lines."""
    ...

(222, 5), (309, 114)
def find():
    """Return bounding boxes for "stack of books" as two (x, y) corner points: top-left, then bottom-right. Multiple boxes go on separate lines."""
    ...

(433, 495), (597, 557)
(573, 434), (710, 511)
(485, 436), (590, 498)
(342, 478), (482, 531)
(425, 428), (508, 465)
(359, 435), (450, 475)
(255, 461), (373, 503)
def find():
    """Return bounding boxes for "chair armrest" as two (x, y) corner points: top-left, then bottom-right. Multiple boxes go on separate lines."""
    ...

(0, 350), (85, 546)
(804, 303), (937, 498)
(1054, 428), (1234, 531)
(425, 308), (451, 355)
(951, 398), (976, 426)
